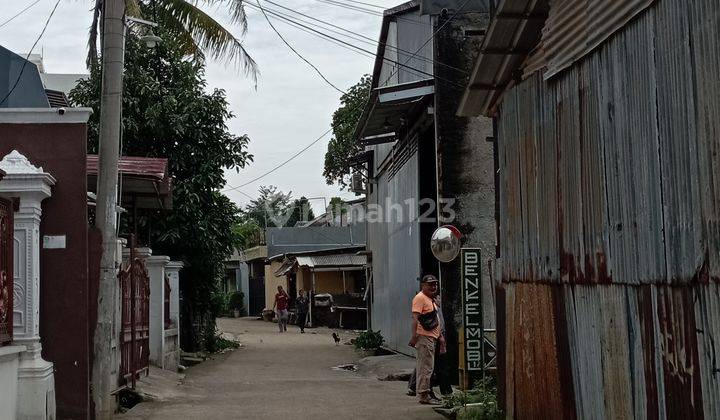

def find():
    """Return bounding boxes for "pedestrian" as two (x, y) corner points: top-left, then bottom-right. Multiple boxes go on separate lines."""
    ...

(407, 290), (452, 397)
(296, 289), (310, 333)
(408, 274), (444, 405)
(273, 285), (289, 332)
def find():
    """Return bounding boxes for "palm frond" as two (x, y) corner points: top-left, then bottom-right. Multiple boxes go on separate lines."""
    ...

(199, 0), (248, 35)
(126, 0), (143, 18)
(161, 0), (258, 81)
(86, 0), (102, 68)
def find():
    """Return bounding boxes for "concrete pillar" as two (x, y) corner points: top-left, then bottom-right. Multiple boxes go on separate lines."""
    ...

(0, 345), (25, 420)
(146, 255), (169, 368)
(165, 262), (183, 331)
(0, 150), (56, 420)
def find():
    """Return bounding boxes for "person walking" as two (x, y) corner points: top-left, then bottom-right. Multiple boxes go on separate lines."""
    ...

(407, 291), (452, 397)
(296, 289), (310, 333)
(273, 285), (289, 332)
(409, 275), (444, 405)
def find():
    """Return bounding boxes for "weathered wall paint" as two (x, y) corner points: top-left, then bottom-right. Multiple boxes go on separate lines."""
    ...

(435, 11), (495, 380)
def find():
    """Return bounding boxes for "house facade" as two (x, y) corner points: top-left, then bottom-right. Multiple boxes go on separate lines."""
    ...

(355, 0), (495, 378)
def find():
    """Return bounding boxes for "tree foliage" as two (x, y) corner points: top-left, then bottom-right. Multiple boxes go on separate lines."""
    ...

(323, 75), (371, 187)
(70, 31), (253, 349)
(243, 186), (315, 228)
(87, 0), (257, 80)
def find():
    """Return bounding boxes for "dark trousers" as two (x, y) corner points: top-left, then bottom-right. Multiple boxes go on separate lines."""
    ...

(296, 312), (307, 332)
(409, 346), (452, 395)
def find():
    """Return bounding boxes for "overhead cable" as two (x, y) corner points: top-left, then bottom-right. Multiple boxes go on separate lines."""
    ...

(256, 0), (346, 94)
(264, 0), (467, 75)
(0, 0), (43, 29)
(0, 0), (62, 106)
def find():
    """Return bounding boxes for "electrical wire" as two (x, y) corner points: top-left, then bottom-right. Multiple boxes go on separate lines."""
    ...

(222, 127), (334, 193)
(256, 0), (346, 94)
(263, 0), (467, 75)
(311, 0), (430, 27)
(223, 0), (472, 192)
(0, 0), (61, 106)
(379, 0), (472, 88)
(244, 2), (466, 88)
(330, 0), (386, 10)
(0, 0), (43, 29)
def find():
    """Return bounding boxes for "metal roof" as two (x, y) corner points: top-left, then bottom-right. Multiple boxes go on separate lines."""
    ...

(456, 0), (549, 117)
(266, 226), (365, 259)
(86, 155), (168, 181)
(40, 73), (88, 96)
(86, 155), (172, 210)
(295, 254), (367, 268)
(354, 79), (435, 142)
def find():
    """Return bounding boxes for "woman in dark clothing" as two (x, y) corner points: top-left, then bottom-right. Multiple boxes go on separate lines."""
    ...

(296, 289), (310, 333)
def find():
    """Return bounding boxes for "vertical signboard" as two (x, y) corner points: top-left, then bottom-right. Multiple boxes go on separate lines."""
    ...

(461, 248), (483, 386)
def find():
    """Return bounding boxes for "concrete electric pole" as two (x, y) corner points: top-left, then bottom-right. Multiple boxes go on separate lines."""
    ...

(92, 0), (126, 417)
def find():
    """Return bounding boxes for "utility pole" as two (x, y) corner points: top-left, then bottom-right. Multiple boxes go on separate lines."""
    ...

(92, 0), (126, 417)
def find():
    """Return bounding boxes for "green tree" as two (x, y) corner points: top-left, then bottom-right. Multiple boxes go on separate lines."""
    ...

(231, 217), (263, 250)
(324, 75), (372, 187)
(244, 185), (293, 228)
(70, 30), (253, 350)
(287, 197), (316, 227)
(88, 0), (257, 79)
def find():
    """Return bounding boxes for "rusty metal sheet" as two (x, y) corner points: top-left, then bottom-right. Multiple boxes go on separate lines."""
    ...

(500, 283), (717, 418)
(694, 284), (720, 418)
(504, 282), (571, 418)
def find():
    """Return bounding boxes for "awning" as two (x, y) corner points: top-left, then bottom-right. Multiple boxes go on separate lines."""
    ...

(274, 253), (367, 277)
(86, 155), (173, 210)
(457, 0), (549, 117)
(295, 254), (367, 269)
(274, 258), (296, 277)
(355, 79), (435, 144)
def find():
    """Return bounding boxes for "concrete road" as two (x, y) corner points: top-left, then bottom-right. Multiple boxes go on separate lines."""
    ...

(120, 317), (442, 420)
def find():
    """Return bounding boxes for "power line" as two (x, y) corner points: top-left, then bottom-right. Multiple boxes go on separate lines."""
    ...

(263, 0), (467, 75)
(223, 0), (472, 192)
(246, 2), (376, 61)
(331, 0), (386, 9)
(244, 2), (466, 88)
(256, 0), (346, 94)
(222, 127), (333, 193)
(0, 0), (43, 29)
(311, 0), (430, 27)
(0, 0), (61, 106)
(379, 0), (472, 88)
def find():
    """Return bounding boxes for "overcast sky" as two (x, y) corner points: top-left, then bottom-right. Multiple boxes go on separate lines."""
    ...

(1, 0), (401, 214)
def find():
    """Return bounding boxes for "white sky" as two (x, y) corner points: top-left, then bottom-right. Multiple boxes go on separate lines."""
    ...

(0, 0), (402, 214)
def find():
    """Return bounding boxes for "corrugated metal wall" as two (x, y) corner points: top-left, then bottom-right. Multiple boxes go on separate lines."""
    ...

(368, 146), (421, 354)
(541, 0), (655, 78)
(497, 1), (720, 417)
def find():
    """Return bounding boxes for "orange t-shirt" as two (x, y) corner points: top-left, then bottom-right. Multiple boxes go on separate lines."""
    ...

(412, 291), (440, 339)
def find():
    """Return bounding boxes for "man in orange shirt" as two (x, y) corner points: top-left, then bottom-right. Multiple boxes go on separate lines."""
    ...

(409, 274), (444, 405)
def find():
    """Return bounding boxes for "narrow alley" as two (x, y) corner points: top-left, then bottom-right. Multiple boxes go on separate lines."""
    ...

(119, 318), (442, 419)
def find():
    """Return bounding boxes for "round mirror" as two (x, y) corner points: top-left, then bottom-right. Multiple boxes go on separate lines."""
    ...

(430, 225), (462, 262)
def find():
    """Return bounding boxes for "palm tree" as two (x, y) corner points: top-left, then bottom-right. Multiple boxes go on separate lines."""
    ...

(87, 0), (257, 80)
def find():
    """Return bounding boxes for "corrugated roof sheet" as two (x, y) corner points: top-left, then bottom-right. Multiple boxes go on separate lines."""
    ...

(266, 226), (366, 258)
(295, 254), (366, 268)
(86, 155), (168, 181)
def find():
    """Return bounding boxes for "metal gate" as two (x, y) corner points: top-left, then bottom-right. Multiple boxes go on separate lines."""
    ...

(0, 198), (13, 346)
(119, 239), (150, 387)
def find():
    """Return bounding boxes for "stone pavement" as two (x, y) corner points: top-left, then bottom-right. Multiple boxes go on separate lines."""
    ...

(118, 317), (443, 419)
